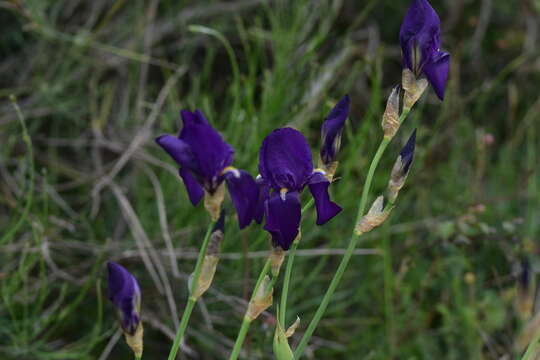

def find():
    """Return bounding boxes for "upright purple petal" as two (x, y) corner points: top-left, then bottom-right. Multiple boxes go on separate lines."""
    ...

(399, 0), (441, 74)
(179, 110), (234, 186)
(422, 52), (450, 100)
(320, 95), (350, 165)
(179, 168), (204, 205)
(155, 135), (198, 171)
(254, 176), (271, 224)
(259, 128), (313, 191)
(107, 262), (141, 335)
(264, 191), (301, 250)
(224, 169), (259, 229)
(308, 172), (342, 225)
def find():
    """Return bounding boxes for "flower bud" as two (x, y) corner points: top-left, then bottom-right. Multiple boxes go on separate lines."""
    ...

(284, 316), (300, 338)
(355, 196), (393, 235)
(387, 129), (416, 203)
(190, 213), (225, 299)
(273, 319), (295, 360)
(402, 69), (428, 111)
(270, 246), (286, 277)
(246, 275), (273, 321)
(204, 182), (226, 221)
(382, 85), (401, 139)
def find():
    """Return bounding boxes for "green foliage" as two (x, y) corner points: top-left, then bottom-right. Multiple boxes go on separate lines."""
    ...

(0, 0), (538, 359)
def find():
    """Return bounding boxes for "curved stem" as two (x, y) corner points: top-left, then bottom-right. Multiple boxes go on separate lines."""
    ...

(229, 258), (271, 360)
(229, 199), (315, 359)
(294, 137), (391, 358)
(167, 220), (215, 360)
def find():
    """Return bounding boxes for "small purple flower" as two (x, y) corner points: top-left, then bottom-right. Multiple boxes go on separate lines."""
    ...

(156, 110), (258, 228)
(400, 0), (450, 100)
(257, 128), (342, 250)
(320, 95), (350, 166)
(107, 262), (141, 335)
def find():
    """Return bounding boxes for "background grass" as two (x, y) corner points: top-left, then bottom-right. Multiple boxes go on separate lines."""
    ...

(1, 0), (540, 359)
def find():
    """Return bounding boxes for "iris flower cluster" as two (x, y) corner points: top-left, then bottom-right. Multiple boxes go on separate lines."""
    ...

(105, 0), (450, 358)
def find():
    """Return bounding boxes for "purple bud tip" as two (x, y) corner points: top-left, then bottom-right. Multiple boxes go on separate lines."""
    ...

(213, 210), (226, 234)
(400, 129), (417, 174)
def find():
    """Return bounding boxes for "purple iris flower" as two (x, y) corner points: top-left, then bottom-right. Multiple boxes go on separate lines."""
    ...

(107, 262), (141, 335)
(320, 95), (350, 167)
(156, 110), (258, 229)
(257, 128), (342, 250)
(399, 0), (450, 100)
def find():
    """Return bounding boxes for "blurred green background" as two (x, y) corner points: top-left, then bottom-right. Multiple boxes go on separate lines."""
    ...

(1, 0), (539, 359)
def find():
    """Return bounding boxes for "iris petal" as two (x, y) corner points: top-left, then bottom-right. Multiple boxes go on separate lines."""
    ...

(308, 172), (342, 225)
(320, 95), (350, 165)
(155, 135), (198, 170)
(423, 52), (450, 100)
(179, 168), (204, 205)
(264, 191), (301, 250)
(259, 128), (313, 191)
(254, 177), (270, 224)
(399, 0), (441, 74)
(224, 169), (259, 229)
(179, 109), (234, 182)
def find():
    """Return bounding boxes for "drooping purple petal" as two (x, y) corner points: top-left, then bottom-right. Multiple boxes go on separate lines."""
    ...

(259, 128), (313, 191)
(399, 0), (441, 74)
(264, 191), (301, 250)
(223, 169), (259, 229)
(254, 176), (271, 224)
(178, 109), (234, 185)
(308, 172), (342, 225)
(422, 51), (450, 100)
(320, 95), (350, 165)
(155, 135), (198, 171)
(179, 168), (204, 205)
(400, 129), (417, 175)
(107, 262), (141, 335)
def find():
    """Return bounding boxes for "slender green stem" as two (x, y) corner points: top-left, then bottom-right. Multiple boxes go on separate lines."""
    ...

(229, 199), (315, 359)
(294, 136), (392, 358)
(135, 356), (142, 360)
(167, 220), (215, 360)
(279, 239), (298, 326)
(294, 109), (413, 357)
(229, 258), (271, 360)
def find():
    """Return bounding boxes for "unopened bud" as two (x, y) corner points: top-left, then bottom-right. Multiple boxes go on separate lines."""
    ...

(204, 183), (226, 221)
(387, 130), (416, 204)
(246, 275), (273, 321)
(382, 85), (401, 139)
(355, 196), (393, 235)
(270, 247), (286, 277)
(125, 323), (144, 358)
(273, 319), (294, 360)
(402, 68), (428, 111)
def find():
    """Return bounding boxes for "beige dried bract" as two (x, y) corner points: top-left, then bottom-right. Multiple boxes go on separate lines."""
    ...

(382, 86), (401, 139)
(355, 196), (393, 235)
(246, 275), (273, 321)
(402, 69), (428, 111)
(204, 183), (225, 221)
(192, 255), (219, 299)
(125, 323), (143, 358)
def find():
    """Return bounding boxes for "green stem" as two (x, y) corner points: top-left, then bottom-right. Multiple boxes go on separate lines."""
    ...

(167, 220), (215, 360)
(522, 325), (540, 360)
(294, 136), (392, 358)
(278, 198), (314, 326)
(135, 356), (142, 360)
(229, 199), (315, 359)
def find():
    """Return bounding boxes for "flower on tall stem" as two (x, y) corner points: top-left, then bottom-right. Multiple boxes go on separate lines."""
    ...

(156, 109), (259, 228)
(107, 261), (143, 358)
(400, 0), (450, 101)
(256, 127), (342, 250)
